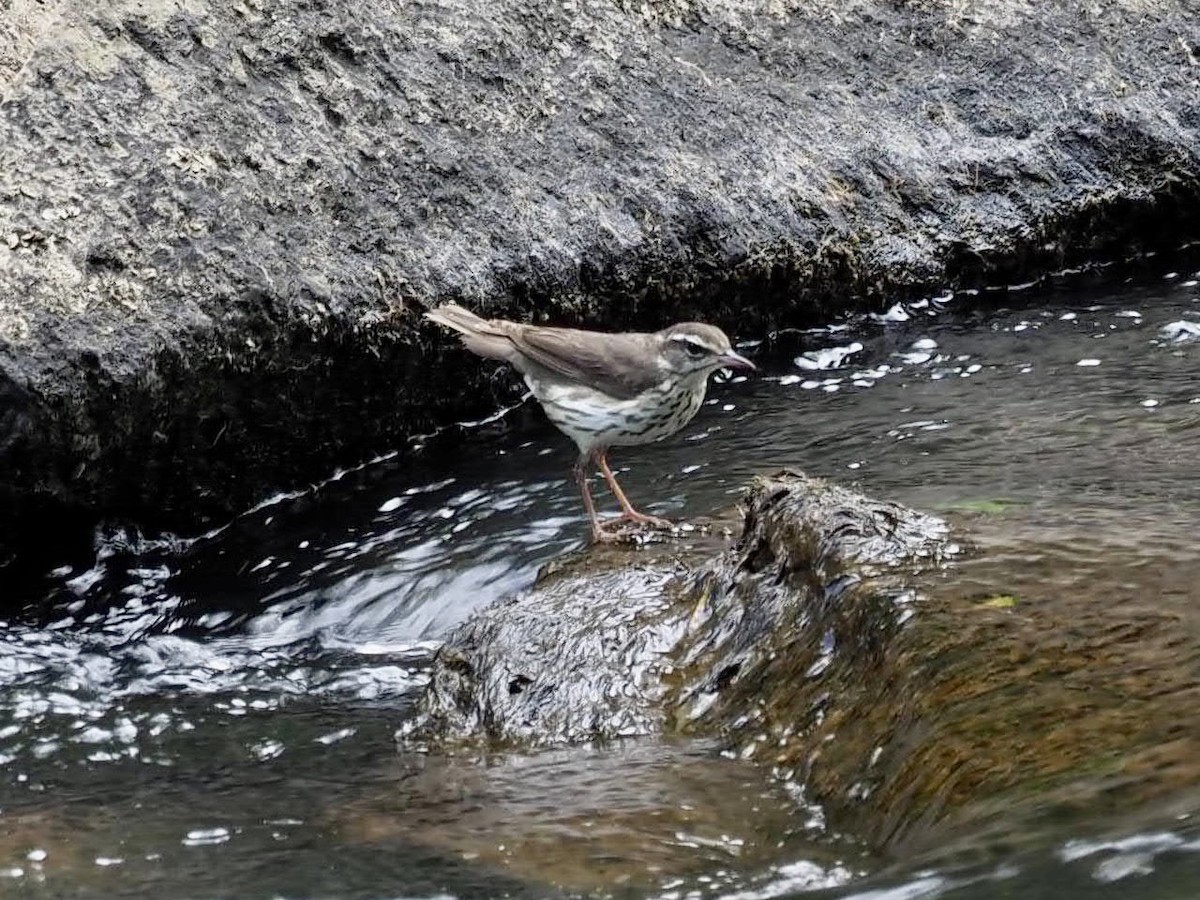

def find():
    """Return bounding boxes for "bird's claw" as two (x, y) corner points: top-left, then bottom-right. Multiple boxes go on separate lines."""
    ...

(612, 511), (675, 530)
(591, 513), (676, 543)
(591, 526), (626, 544)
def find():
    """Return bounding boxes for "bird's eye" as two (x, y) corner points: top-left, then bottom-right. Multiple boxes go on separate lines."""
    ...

(684, 341), (707, 357)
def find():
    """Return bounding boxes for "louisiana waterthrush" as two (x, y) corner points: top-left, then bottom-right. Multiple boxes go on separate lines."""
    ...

(425, 303), (756, 542)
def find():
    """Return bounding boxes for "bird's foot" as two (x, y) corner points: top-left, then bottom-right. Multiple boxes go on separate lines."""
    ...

(591, 512), (676, 543)
(612, 510), (675, 531)
(590, 525), (627, 544)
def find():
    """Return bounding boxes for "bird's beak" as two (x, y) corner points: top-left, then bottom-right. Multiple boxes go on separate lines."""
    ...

(717, 351), (757, 372)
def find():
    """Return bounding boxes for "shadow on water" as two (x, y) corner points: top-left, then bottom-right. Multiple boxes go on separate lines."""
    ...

(1, 261), (1199, 897)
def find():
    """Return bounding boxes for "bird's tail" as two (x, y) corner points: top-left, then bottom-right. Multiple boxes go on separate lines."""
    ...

(424, 303), (513, 361)
(424, 302), (488, 334)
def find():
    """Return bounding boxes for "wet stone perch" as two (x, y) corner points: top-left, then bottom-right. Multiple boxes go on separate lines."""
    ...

(404, 471), (949, 749)
(407, 471), (1200, 859)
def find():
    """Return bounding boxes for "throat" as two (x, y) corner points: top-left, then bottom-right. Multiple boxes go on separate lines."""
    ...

(673, 372), (711, 404)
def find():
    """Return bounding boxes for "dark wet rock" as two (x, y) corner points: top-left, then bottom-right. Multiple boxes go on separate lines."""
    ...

(2, 1), (1199, 568)
(400, 522), (736, 748)
(404, 471), (949, 749)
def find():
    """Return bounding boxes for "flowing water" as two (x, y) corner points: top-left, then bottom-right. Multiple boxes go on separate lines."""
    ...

(2, 261), (1199, 898)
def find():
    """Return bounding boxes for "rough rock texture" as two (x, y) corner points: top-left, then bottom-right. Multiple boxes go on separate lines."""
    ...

(405, 472), (949, 748)
(2, 0), (1199, 566)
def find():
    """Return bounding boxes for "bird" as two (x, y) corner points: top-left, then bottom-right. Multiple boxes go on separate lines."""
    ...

(424, 303), (756, 542)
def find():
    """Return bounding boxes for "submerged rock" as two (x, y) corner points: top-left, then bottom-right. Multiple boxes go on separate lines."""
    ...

(2, 0), (1199, 568)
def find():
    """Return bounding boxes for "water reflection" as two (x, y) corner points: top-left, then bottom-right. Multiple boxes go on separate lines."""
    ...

(337, 740), (861, 894)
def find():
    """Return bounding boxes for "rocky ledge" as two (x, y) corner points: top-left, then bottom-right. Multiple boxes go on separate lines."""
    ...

(2, 0), (1199, 571)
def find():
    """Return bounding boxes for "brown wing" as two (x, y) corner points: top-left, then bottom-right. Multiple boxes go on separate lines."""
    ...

(507, 326), (663, 400)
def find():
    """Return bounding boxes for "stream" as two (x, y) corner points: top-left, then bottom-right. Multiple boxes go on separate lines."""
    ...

(2, 260), (1199, 898)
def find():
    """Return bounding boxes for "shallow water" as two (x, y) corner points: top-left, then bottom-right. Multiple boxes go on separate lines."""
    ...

(2, 263), (1199, 898)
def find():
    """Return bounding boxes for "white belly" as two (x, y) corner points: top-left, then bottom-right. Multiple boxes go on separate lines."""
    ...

(525, 375), (708, 454)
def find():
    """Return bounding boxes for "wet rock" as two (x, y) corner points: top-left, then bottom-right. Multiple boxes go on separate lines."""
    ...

(404, 471), (949, 749)
(400, 523), (736, 748)
(2, 0), (1199, 568)
(408, 471), (1200, 858)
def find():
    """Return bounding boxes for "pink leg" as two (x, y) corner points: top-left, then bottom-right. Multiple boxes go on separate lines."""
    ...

(596, 451), (673, 531)
(574, 454), (619, 543)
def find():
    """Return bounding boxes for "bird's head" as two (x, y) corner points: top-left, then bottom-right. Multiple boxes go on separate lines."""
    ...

(659, 323), (757, 376)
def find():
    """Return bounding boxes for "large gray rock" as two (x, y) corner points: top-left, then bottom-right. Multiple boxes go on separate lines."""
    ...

(2, 0), (1198, 567)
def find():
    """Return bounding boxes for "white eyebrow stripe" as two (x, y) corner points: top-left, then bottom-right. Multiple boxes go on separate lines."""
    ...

(670, 334), (715, 350)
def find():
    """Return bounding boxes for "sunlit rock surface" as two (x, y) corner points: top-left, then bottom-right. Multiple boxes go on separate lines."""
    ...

(2, 0), (1199, 566)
